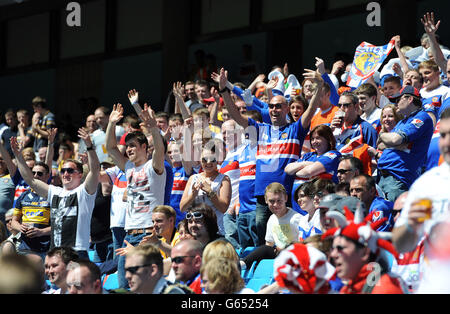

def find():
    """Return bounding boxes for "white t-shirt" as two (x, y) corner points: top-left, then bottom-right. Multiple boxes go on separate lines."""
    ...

(47, 184), (97, 252)
(265, 208), (302, 249)
(362, 107), (382, 124)
(105, 166), (127, 228)
(88, 126), (125, 163)
(124, 159), (166, 230)
(297, 209), (322, 240)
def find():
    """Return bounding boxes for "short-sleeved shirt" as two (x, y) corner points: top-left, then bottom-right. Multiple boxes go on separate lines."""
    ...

(248, 117), (308, 197)
(48, 184), (97, 251)
(377, 110), (434, 188)
(335, 117), (378, 152)
(33, 111), (56, 152)
(170, 166), (191, 225)
(0, 174), (15, 219)
(310, 106), (340, 131)
(124, 159), (166, 230)
(265, 208), (302, 250)
(105, 166), (127, 228)
(13, 189), (51, 252)
(237, 142), (257, 214)
(369, 196), (394, 232)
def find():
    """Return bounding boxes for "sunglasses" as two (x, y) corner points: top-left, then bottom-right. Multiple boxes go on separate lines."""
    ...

(332, 245), (346, 252)
(201, 157), (217, 163)
(60, 168), (79, 175)
(171, 256), (195, 264)
(337, 169), (353, 175)
(337, 102), (353, 109)
(186, 212), (203, 221)
(124, 264), (152, 274)
(268, 103), (284, 110)
(32, 171), (45, 177)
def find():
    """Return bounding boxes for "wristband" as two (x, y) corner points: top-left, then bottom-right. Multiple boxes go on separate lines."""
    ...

(219, 87), (230, 94)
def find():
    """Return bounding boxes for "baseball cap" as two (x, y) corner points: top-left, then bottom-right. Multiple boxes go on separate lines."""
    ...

(203, 97), (224, 106)
(388, 85), (421, 102)
(189, 102), (206, 112)
(318, 194), (344, 210)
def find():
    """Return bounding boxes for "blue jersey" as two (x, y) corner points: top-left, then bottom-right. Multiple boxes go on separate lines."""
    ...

(164, 160), (174, 206)
(369, 197), (394, 232)
(237, 142), (257, 214)
(291, 150), (341, 214)
(421, 85), (449, 119)
(248, 117), (308, 197)
(335, 117), (378, 152)
(170, 166), (191, 225)
(378, 110), (434, 188)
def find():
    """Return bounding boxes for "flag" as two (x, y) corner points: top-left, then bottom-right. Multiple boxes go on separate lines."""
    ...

(346, 37), (396, 88)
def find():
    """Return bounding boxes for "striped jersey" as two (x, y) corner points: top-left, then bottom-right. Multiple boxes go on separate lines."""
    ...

(237, 142), (257, 214)
(170, 165), (191, 225)
(248, 117), (308, 197)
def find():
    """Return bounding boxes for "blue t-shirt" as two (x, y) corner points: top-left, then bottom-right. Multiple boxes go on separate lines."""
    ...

(369, 196), (394, 232)
(377, 110), (434, 188)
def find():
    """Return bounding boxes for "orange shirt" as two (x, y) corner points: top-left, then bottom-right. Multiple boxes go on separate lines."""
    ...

(310, 105), (340, 131)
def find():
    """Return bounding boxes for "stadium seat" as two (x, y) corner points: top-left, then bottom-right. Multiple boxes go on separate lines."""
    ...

(88, 250), (96, 262)
(241, 261), (257, 283)
(252, 259), (274, 279)
(246, 277), (274, 292)
(102, 272), (119, 291)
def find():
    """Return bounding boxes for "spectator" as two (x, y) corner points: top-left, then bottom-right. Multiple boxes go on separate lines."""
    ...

(377, 86), (434, 202)
(350, 174), (394, 231)
(0, 253), (45, 294)
(125, 244), (189, 294)
(31, 96), (56, 153)
(392, 107), (450, 256)
(241, 183), (302, 269)
(355, 83), (382, 125)
(11, 126), (100, 259)
(43, 246), (79, 294)
(16, 109), (34, 149)
(170, 239), (204, 294)
(2, 109), (18, 157)
(184, 204), (221, 246)
(201, 257), (253, 294)
(66, 260), (103, 294)
(180, 145), (231, 235)
(219, 67), (323, 246)
(10, 161), (52, 259)
(0, 153), (15, 226)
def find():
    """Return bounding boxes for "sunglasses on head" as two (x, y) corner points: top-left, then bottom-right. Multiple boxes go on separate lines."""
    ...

(32, 171), (44, 177)
(201, 157), (217, 163)
(268, 103), (284, 110)
(124, 264), (152, 275)
(171, 256), (195, 264)
(60, 168), (78, 175)
(186, 212), (203, 221)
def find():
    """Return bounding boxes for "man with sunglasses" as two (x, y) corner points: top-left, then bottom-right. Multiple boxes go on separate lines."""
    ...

(377, 86), (434, 202)
(218, 67), (323, 246)
(9, 161), (51, 259)
(125, 244), (188, 294)
(331, 91), (378, 154)
(10, 126), (100, 261)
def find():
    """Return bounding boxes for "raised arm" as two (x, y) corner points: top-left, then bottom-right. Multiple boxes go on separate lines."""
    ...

(393, 35), (412, 75)
(173, 82), (192, 120)
(218, 68), (249, 128)
(105, 104), (128, 171)
(10, 137), (49, 198)
(139, 103), (165, 175)
(209, 87), (222, 128)
(0, 139), (17, 177)
(45, 128), (57, 173)
(78, 127), (100, 195)
(127, 89), (143, 116)
(421, 12), (447, 74)
(300, 69), (324, 129)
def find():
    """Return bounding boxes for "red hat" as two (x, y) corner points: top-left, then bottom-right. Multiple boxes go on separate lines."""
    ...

(274, 243), (336, 294)
(322, 206), (399, 259)
(203, 97), (224, 106)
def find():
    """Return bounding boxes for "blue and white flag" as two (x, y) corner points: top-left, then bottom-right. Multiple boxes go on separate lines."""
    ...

(347, 37), (396, 88)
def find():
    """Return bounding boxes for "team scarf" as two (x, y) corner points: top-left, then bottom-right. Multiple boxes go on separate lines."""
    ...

(347, 37), (396, 88)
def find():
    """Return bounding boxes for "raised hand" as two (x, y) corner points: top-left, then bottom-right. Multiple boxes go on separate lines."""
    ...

(47, 128), (58, 145)
(110, 103), (124, 124)
(10, 137), (21, 156)
(421, 12), (440, 35)
(303, 68), (324, 85)
(128, 89), (139, 105)
(115, 240), (134, 257)
(218, 68), (228, 91)
(139, 103), (157, 130)
(78, 127), (93, 147)
(173, 82), (184, 99)
(315, 57), (326, 75)
(331, 60), (345, 76)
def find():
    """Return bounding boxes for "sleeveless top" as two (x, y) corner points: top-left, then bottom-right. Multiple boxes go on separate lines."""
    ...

(189, 172), (226, 235)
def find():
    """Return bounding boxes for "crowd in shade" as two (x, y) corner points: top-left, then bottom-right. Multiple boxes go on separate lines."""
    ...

(0, 11), (449, 295)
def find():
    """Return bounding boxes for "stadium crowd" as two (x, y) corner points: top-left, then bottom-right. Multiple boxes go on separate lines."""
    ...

(0, 11), (449, 295)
